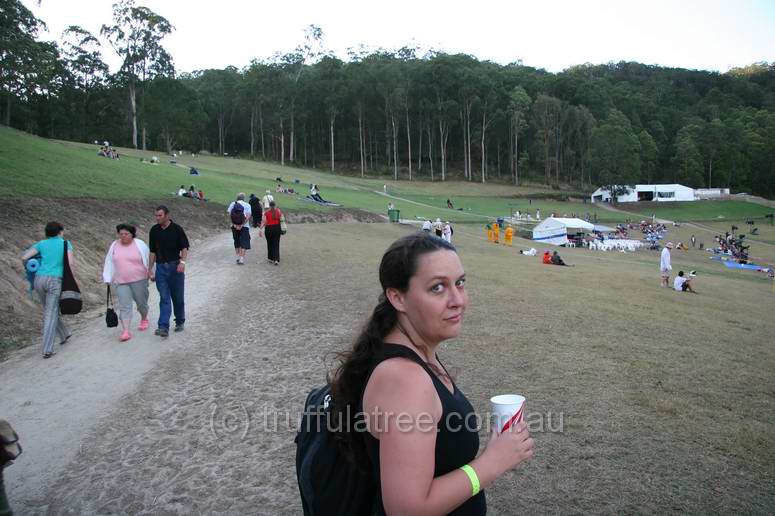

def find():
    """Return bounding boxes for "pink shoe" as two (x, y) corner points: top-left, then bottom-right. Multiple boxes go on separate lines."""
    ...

(120, 330), (132, 342)
(138, 319), (149, 331)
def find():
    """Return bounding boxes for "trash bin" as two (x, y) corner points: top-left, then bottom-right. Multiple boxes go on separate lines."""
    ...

(388, 209), (400, 223)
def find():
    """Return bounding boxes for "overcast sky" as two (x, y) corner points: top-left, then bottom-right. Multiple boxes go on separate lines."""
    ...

(23, 0), (775, 74)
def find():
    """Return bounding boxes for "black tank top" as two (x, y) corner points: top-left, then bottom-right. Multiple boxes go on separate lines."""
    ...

(363, 343), (486, 515)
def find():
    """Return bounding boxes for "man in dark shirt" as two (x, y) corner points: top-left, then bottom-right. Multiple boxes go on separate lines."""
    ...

(148, 205), (190, 337)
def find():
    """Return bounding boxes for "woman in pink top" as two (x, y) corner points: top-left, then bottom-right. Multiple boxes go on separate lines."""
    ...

(102, 224), (151, 341)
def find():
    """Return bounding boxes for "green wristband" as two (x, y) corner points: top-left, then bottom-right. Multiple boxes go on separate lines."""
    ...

(460, 464), (480, 496)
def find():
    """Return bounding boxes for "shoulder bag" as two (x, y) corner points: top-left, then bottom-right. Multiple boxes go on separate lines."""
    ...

(280, 214), (288, 235)
(105, 285), (118, 327)
(59, 240), (83, 315)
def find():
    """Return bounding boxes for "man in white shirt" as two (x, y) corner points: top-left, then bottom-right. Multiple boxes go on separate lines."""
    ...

(421, 220), (432, 232)
(227, 193), (252, 265)
(673, 270), (696, 293)
(660, 242), (673, 287)
(177, 185), (187, 197)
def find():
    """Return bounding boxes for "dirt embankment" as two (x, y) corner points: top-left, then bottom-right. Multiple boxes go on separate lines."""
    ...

(0, 199), (383, 351)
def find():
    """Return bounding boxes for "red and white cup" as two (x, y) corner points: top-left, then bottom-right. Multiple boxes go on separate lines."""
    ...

(490, 394), (526, 434)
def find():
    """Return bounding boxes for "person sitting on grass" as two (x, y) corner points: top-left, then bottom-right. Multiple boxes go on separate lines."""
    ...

(177, 185), (187, 197)
(542, 250), (552, 264)
(673, 271), (697, 293)
(550, 250), (571, 266)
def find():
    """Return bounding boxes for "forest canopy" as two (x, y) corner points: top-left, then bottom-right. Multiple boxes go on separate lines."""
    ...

(2, 0), (775, 196)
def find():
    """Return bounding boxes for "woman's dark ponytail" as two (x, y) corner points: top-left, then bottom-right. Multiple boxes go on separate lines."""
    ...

(328, 232), (455, 465)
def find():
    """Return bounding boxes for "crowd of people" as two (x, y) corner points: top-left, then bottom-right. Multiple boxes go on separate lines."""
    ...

(422, 218), (453, 243)
(177, 185), (206, 201)
(712, 231), (750, 262)
(96, 141), (119, 160)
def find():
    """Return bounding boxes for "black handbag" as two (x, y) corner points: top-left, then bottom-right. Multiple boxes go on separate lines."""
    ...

(105, 285), (118, 328)
(59, 240), (83, 315)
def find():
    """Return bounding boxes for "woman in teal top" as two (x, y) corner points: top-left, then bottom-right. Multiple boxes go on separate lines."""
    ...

(21, 222), (75, 358)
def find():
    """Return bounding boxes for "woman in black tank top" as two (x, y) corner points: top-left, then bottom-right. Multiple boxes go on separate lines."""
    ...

(328, 233), (534, 515)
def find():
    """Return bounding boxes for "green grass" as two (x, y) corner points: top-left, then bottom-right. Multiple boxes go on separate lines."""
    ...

(2, 126), (772, 226)
(617, 200), (774, 222)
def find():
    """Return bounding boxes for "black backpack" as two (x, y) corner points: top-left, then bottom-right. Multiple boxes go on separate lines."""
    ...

(230, 202), (246, 225)
(295, 385), (376, 516)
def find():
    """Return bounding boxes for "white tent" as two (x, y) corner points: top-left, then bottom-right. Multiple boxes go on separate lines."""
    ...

(532, 217), (595, 245)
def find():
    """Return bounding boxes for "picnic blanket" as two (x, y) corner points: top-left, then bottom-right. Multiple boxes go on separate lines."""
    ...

(301, 196), (342, 207)
(722, 261), (770, 272)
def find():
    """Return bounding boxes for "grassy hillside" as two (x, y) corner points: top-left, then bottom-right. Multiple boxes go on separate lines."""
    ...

(0, 127), (624, 224)
(2, 126), (772, 226)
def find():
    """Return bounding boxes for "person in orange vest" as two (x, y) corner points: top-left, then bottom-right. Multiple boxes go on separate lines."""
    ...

(486, 224), (493, 242)
(504, 226), (514, 246)
(492, 222), (500, 243)
(542, 250), (552, 264)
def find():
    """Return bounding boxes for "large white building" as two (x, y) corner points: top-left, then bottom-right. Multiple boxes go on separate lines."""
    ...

(591, 184), (695, 203)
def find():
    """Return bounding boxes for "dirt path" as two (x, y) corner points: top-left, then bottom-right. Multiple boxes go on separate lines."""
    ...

(0, 231), (293, 514)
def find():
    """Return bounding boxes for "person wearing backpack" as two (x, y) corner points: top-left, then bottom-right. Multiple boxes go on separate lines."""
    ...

(248, 193), (262, 228)
(226, 193), (252, 265)
(20, 221), (75, 359)
(298, 233), (533, 515)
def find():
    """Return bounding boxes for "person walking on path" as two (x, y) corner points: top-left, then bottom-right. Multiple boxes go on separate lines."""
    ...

(327, 233), (533, 515)
(227, 193), (252, 265)
(433, 218), (443, 238)
(148, 206), (190, 337)
(660, 242), (673, 288)
(248, 193), (262, 229)
(442, 221), (453, 243)
(261, 190), (274, 212)
(259, 200), (283, 265)
(20, 222), (75, 358)
(691, 235), (696, 248)
(102, 224), (150, 342)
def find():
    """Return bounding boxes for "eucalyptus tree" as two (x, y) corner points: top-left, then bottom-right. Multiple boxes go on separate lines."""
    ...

(508, 86), (531, 184)
(590, 109), (641, 199)
(190, 67), (241, 156)
(144, 76), (205, 152)
(0, 0), (48, 125)
(101, 0), (174, 149)
(532, 94), (562, 183)
(638, 129), (658, 183)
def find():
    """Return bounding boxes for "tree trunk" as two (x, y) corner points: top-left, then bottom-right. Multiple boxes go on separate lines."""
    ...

(129, 80), (138, 149)
(289, 102), (295, 162)
(514, 126), (520, 185)
(405, 104), (412, 180)
(142, 125), (147, 151)
(4, 94), (11, 126)
(461, 109), (468, 180)
(467, 103), (473, 181)
(439, 120), (447, 182)
(259, 105), (265, 159)
(427, 123), (434, 181)
(391, 113), (398, 181)
(417, 120), (423, 171)
(497, 139), (501, 177)
(330, 116), (335, 173)
(280, 118), (285, 166)
(481, 112), (487, 183)
(250, 106), (256, 158)
(358, 106), (365, 177)
(708, 158), (713, 188)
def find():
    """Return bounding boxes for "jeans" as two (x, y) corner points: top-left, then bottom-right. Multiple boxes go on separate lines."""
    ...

(33, 275), (70, 355)
(155, 262), (185, 329)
